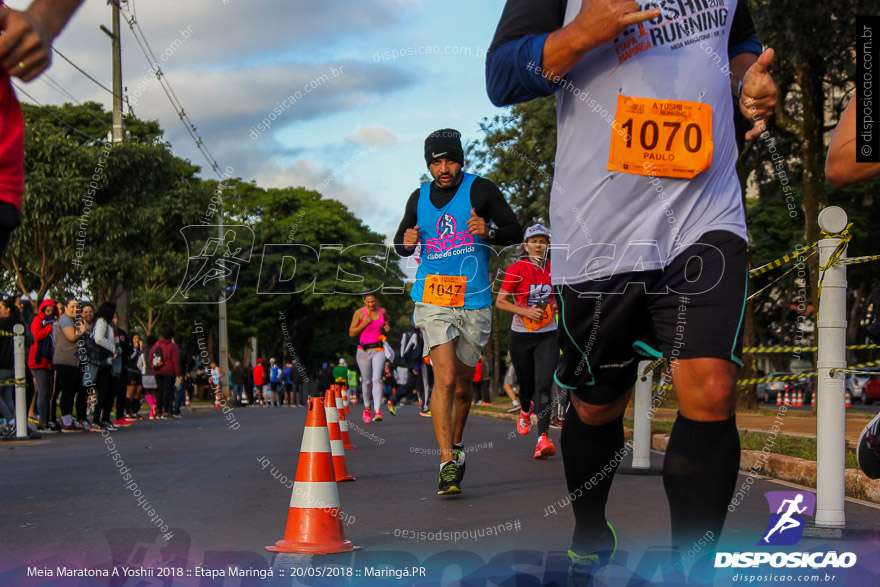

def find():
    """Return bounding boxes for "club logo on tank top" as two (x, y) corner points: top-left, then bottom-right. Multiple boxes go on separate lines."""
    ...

(426, 214), (474, 260)
(437, 214), (457, 237)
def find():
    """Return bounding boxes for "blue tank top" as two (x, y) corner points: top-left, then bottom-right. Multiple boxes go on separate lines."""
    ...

(410, 173), (492, 309)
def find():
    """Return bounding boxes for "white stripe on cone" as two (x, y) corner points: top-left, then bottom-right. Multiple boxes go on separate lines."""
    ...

(301, 426), (332, 454)
(288, 481), (340, 509)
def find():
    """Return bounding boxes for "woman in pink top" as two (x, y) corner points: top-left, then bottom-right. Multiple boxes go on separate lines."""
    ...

(349, 291), (390, 423)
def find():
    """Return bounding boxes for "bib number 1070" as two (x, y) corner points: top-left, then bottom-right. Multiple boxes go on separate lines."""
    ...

(607, 95), (713, 179)
(619, 119), (702, 153)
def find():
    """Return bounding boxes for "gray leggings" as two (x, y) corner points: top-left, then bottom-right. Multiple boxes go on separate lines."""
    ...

(33, 368), (55, 427)
(356, 348), (385, 413)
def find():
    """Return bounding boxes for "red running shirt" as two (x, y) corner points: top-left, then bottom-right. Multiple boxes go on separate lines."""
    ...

(500, 257), (556, 334)
(0, 68), (24, 211)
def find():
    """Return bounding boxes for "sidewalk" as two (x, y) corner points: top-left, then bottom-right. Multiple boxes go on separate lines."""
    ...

(474, 402), (880, 504)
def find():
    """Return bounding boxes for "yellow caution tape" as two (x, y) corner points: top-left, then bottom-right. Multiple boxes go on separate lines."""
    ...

(742, 344), (880, 353)
(0, 377), (25, 386)
(640, 357), (665, 379)
(0, 329), (20, 337)
(747, 249), (817, 301)
(833, 255), (880, 266)
(749, 243), (816, 277)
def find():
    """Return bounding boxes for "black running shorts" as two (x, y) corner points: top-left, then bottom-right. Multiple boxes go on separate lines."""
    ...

(554, 231), (748, 406)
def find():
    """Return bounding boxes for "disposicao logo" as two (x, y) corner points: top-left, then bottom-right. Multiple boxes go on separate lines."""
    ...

(714, 491), (857, 570)
(759, 490), (815, 546)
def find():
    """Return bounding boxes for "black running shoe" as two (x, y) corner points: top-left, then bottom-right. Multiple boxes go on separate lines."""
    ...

(437, 462), (461, 495)
(452, 444), (466, 483)
(857, 412), (880, 480)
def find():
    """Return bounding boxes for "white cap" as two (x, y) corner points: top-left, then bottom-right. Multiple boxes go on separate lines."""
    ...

(524, 223), (551, 240)
(270, 358), (276, 363)
(339, 358), (346, 366)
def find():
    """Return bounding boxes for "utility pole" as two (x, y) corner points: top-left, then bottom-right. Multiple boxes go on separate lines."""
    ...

(101, 1), (129, 329)
(110, 0), (123, 143)
(219, 199), (229, 397)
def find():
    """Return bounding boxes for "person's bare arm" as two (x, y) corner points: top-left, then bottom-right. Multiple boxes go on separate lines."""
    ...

(0, 0), (86, 82)
(826, 97), (880, 189)
(540, 0), (659, 83)
(348, 309), (370, 338)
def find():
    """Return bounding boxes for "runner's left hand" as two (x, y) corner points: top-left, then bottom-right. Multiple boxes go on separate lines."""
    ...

(740, 48), (777, 141)
(467, 209), (488, 239)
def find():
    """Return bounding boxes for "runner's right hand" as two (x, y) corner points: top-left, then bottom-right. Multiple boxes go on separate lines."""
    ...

(572, 0), (660, 48)
(525, 307), (545, 322)
(403, 226), (420, 250)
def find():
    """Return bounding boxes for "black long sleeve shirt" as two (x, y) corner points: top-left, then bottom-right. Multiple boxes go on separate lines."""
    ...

(393, 176), (523, 257)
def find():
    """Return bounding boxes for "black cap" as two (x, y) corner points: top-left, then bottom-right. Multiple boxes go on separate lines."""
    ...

(424, 128), (463, 167)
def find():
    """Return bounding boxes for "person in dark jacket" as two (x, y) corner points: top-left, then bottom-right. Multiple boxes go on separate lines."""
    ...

(231, 361), (246, 406)
(0, 297), (24, 435)
(171, 333), (191, 417)
(243, 361), (254, 406)
(149, 328), (181, 419)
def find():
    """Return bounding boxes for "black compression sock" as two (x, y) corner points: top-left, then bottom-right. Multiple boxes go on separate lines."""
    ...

(663, 413), (740, 547)
(560, 406), (625, 553)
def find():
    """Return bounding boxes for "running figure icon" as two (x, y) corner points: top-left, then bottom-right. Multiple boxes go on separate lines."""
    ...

(762, 494), (807, 544)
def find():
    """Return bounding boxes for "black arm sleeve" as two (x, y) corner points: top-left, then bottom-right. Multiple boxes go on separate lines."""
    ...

(728, 0), (760, 53)
(489, 0), (567, 52)
(393, 189), (420, 257)
(470, 178), (524, 246)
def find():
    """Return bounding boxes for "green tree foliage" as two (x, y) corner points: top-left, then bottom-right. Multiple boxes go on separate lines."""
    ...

(221, 184), (410, 371)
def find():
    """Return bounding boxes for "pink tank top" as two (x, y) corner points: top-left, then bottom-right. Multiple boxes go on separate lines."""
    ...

(359, 307), (385, 346)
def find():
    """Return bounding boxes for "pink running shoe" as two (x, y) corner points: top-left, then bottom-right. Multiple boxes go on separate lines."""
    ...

(363, 409), (372, 424)
(534, 433), (556, 459)
(517, 401), (535, 436)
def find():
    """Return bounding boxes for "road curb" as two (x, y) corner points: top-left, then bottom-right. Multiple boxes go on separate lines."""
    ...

(651, 433), (880, 505)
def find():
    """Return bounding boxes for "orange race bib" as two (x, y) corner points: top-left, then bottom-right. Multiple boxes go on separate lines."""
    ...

(423, 274), (467, 307)
(523, 305), (553, 332)
(607, 95), (713, 179)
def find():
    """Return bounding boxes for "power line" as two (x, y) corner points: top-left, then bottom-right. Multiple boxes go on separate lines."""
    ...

(51, 47), (120, 99)
(120, 0), (224, 179)
(12, 81), (103, 143)
(38, 73), (112, 128)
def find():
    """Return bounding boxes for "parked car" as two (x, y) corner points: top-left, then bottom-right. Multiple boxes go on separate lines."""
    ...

(864, 376), (880, 405)
(757, 372), (794, 404)
(850, 368), (880, 404)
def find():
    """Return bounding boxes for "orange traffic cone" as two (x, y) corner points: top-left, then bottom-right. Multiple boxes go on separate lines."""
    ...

(795, 390), (803, 407)
(266, 398), (361, 554)
(811, 390), (816, 407)
(845, 390), (852, 408)
(185, 393), (191, 408)
(335, 388), (356, 450)
(776, 390), (783, 407)
(214, 393), (221, 408)
(349, 386), (358, 406)
(342, 386), (351, 414)
(325, 390), (355, 482)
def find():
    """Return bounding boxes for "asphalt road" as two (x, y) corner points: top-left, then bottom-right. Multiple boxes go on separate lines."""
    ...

(3, 405), (880, 586)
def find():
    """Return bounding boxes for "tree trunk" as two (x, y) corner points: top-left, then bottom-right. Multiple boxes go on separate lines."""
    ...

(796, 59), (827, 313)
(737, 295), (759, 410)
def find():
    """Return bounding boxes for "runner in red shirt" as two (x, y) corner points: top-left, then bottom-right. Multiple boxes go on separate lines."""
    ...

(496, 224), (557, 459)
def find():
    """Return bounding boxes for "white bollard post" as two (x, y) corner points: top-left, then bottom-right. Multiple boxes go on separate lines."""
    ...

(632, 360), (653, 469)
(13, 323), (27, 439)
(815, 207), (848, 528)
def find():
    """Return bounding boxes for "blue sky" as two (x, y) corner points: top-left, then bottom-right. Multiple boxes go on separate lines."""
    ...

(11, 0), (512, 241)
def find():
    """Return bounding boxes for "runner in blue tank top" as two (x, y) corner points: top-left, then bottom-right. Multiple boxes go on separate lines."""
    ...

(394, 129), (523, 495)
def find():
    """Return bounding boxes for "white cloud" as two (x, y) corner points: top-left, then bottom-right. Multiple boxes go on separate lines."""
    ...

(346, 125), (399, 149)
